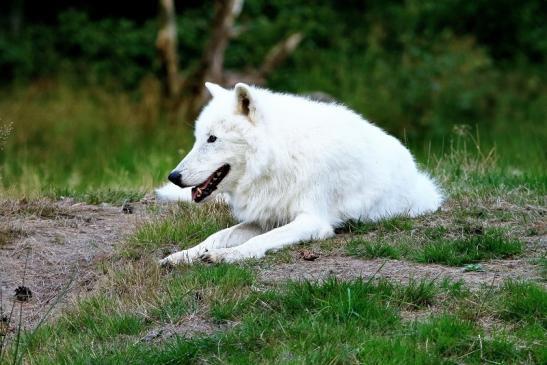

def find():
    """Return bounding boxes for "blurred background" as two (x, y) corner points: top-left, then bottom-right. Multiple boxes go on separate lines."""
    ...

(0, 0), (545, 200)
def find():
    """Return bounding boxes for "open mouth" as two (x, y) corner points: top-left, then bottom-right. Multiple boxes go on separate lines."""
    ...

(191, 164), (230, 203)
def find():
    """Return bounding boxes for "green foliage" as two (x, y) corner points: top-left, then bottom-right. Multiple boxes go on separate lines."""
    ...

(0, 2), (546, 196)
(1, 1), (546, 141)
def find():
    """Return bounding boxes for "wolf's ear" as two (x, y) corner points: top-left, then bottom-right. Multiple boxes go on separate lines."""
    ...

(205, 82), (227, 98)
(235, 83), (254, 120)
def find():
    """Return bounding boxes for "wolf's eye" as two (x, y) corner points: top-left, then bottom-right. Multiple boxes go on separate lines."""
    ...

(207, 135), (217, 143)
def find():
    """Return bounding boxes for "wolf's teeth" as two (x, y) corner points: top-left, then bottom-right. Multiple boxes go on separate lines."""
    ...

(216, 171), (222, 176)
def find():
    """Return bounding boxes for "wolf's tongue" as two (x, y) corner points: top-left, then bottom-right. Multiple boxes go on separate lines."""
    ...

(192, 175), (214, 201)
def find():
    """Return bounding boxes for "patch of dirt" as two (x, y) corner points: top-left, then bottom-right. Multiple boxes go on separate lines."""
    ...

(258, 256), (543, 289)
(0, 198), (149, 329)
(140, 314), (234, 343)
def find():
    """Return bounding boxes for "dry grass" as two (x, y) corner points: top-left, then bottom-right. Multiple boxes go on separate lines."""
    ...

(0, 199), (73, 219)
(0, 227), (25, 247)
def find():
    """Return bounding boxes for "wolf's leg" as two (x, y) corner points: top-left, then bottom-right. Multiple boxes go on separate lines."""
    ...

(199, 214), (334, 263)
(159, 222), (263, 265)
(155, 183), (193, 202)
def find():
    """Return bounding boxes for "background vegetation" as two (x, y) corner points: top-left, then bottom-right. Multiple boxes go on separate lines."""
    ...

(0, 0), (545, 198)
(0, 2), (545, 364)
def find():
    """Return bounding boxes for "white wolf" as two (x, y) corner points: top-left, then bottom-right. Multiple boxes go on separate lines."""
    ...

(157, 82), (443, 265)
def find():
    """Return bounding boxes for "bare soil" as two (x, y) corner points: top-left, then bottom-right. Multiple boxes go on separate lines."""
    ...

(140, 314), (235, 343)
(0, 199), (148, 329)
(258, 256), (542, 289)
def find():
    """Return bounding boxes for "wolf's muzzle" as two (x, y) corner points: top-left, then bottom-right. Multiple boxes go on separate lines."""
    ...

(168, 171), (184, 187)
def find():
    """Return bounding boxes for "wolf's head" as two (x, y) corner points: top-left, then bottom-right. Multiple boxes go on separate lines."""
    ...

(168, 82), (261, 203)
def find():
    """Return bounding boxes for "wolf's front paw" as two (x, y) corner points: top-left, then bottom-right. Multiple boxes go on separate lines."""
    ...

(199, 248), (258, 264)
(159, 249), (198, 266)
(158, 257), (174, 268)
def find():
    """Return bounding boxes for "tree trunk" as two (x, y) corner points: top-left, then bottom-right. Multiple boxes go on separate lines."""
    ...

(156, 0), (180, 103)
(182, 0), (243, 118)
(155, 0), (302, 122)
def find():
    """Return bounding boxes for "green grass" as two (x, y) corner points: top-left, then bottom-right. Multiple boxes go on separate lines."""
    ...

(346, 239), (401, 259)
(539, 257), (547, 280)
(9, 275), (545, 364)
(498, 281), (547, 327)
(342, 216), (414, 235)
(0, 83), (194, 199)
(1, 82), (546, 364)
(414, 228), (522, 266)
(346, 227), (523, 267)
(122, 202), (234, 259)
(52, 188), (146, 205)
(0, 81), (545, 202)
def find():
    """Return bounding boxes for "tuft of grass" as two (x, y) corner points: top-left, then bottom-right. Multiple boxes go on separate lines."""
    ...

(439, 278), (469, 299)
(342, 216), (414, 235)
(0, 227), (25, 247)
(537, 256), (547, 281)
(346, 239), (401, 259)
(55, 295), (145, 341)
(52, 188), (145, 205)
(413, 228), (522, 266)
(498, 281), (547, 327)
(0, 199), (72, 219)
(122, 202), (234, 258)
(423, 226), (448, 240)
(0, 122), (12, 151)
(394, 279), (438, 309)
(416, 315), (477, 357)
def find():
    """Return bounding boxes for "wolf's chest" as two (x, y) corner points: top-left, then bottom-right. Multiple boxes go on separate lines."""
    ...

(229, 189), (297, 229)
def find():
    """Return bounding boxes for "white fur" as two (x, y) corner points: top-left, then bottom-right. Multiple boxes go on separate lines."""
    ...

(158, 82), (443, 264)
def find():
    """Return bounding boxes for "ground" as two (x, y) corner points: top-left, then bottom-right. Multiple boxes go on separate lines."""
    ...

(0, 173), (545, 363)
(0, 199), (147, 329)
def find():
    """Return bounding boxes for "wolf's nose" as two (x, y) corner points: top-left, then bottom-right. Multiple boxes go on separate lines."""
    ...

(168, 171), (183, 187)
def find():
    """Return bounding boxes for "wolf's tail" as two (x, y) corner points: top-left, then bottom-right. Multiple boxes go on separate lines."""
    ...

(155, 183), (193, 202)
(409, 172), (444, 216)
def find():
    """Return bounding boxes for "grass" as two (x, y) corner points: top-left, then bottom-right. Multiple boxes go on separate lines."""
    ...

(8, 274), (545, 364)
(0, 227), (24, 247)
(0, 82), (545, 363)
(346, 228), (523, 267)
(413, 228), (523, 266)
(346, 239), (401, 259)
(0, 82), (194, 200)
(0, 81), (545, 201)
(123, 202), (234, 259)
(499, 281), (547, 327)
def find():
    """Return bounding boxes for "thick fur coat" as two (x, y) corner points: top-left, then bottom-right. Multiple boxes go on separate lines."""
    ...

(157, 82), (443, 264)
